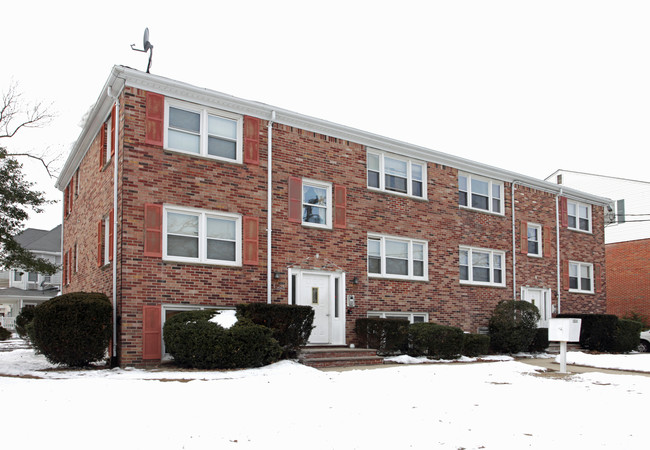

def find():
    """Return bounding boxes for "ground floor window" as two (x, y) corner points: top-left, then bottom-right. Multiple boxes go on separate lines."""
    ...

(161, 305), (234, 355)
(367, 311), (428, 323)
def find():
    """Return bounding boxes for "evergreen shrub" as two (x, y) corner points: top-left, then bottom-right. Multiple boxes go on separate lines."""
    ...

(30, 292), (112, 366)
(488, 300), (540, 353)
(462, 333), (490, 357)
(0, 326), (11, 341)
(529, 328), (549, 353)
(612, 319), (643, 353)
(355, 318), (409, 355)
(408, 323), (465, 359)
(557, 313), (618, 351)
(236, 303), (314, 358)
(15, 306), (35, 339)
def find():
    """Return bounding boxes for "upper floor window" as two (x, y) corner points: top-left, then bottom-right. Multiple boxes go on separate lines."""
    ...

(459, 246), (505, 287)
(163, 205), (241, 266)
(302, 179), (332, 229)
(527, 223), (542, 257)
(459, 173), (503, 215)
(569, 261), (593, 293)
(367, 150), (426, 199)
(568, 200), (591, 232)
(368, 234), (427, 281)
(165, 99), (243, 163)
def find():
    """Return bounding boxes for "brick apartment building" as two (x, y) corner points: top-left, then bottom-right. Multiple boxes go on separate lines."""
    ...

(56, 66), (610, 366)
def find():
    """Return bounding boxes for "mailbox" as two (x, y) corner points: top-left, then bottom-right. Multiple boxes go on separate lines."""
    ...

(548, 318), (582, 342)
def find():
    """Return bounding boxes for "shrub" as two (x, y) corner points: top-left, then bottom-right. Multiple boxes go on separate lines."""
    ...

(488, 300), (540, 353)
(528, 328), (549, 353)
(462, 333), (490, 357)
(0, 326), (11, 341)
(557, 313), (618, 351)
(612, 319), (643, 353)
(163, 310), (282, 369)
(622, 311), (649, 329)
(236, 303), (314, 358)
(15, 306), (35, 339)
(355, 318), (409, 355)
(30, 292), (112, 367)
(408, 323), (465, 359)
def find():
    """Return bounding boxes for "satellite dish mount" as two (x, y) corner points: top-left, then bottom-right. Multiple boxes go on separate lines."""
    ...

(131, 28), (154, 73)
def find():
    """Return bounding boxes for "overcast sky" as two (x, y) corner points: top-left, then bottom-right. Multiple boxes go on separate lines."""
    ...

(4, 0), (650, 231)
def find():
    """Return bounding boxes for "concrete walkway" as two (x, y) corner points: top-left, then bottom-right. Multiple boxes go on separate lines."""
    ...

(515, 357), (650, 377)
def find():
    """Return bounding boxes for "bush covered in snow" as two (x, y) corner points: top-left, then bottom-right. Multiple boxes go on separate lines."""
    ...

(462, 333), (490, 357)
(30, 292), (112, 367)
(0, 326), (11, 341)
(355, 318), (409, 355)
(612, 319), (643, 353)
(488, 300), (540, 354)
(408, 323), (465, 359)
(163, 310), (282, 369)
(15, 306), (35, 339)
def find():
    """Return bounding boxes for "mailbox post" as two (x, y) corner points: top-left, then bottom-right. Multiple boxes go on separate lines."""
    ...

(548, 318), (582, 373)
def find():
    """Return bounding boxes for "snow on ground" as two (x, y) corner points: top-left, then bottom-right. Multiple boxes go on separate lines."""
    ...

(560, 351), (650, 372)
(2, 337), (650, 449)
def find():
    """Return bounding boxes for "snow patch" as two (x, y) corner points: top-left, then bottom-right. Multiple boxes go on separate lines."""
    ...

(208, 310), (238, 329)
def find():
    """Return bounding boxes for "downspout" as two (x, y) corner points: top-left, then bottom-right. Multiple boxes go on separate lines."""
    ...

(267, 111), (276, 304)
(511, 181), (521, 301)
(555, 189), (563, 314)
(107, 86), (119, 365)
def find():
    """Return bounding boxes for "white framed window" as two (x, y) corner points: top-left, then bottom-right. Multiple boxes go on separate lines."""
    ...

(164, 99), (243, 163)
(302, 179), (332, 229)
(105, 114), (112, 165)
(367, 311), (428, 323)
(568, 200), (591, 233)
(459, 246), (505, 287)
(103, 215), (111, 265)
(13, 270), (22, 282)
(458, 173), (504, 215)
(161, 305), (234, 356)
(367, 150), (426, 199)
(527, 223), (542, 257)
(367, 234), (428, 280)
(163, 205), (241, 266)
(569, 261), (593, 293)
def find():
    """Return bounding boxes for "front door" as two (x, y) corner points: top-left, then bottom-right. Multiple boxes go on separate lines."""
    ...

(522, 288), (552, 328)
(299, 273), (331, 344)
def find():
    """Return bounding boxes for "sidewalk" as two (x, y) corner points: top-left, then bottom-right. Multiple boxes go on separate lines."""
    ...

(516, 357), (650, 377)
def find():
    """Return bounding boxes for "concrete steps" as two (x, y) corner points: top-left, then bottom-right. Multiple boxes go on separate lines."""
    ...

(299, 346), (384, 368)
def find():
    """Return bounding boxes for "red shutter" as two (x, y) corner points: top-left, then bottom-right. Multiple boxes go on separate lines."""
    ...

(560, 197), (568, 228)
(562, 259), (570, 291)
(97, 220), (103, 267)
(110, 104), (116, 157)
(62, 251), (67, 285)
(63, 186), (69, 217)
(334, 185), (347, 229)
(243, 116), (260, 165)
(543, 226), (552, 257)
(108, 208), (114, 262)
(595, 264), (603, 293)
(242, 216), (259, 265)
(520, 220), (528, 255)
(143, 203), (163, 257)
(67, 249), (72, 282)
(68, 177), (74, 212)
(145, 92), (165, 146)
(142, 305), (162, 360)
(288, 176), (302, 223)
(99, 124), (106, 169)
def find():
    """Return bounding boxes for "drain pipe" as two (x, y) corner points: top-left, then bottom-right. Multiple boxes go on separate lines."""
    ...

(555, 189), (563, 314)
(267, 111), (276, 304)
(107, 86), (119, 365)
(511, 181), (521, 301)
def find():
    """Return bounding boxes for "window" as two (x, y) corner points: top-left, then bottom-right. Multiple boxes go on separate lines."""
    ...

(105, 114), (112, 165)
(27, 272), (38, 282)
(527, 223), (542, 257)
(367, 311), (428, 324)
(103, 215), (111, 265)
(13, 270), (22, 282)
(162, 305), (233, 355)
(165, 99), (242, 163)
(567, 200), (591, 232)
(302, 179), (332, 228)
(367, 234), (427, 280)
(459, 246), (505, 287)
(367, 150), (426, 199)
(163, 206), (241, 266)
(458, 173), (503, 214)
(569, 262), (593, 293)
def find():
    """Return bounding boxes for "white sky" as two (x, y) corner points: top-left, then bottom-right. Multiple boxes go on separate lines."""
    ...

(4, 0), (650, 231)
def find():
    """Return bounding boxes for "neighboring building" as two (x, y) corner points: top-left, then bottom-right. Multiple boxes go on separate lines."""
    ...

(547, 170), (650, 321)
(0, 225), (62, 329)
(55, 66), (610, 366)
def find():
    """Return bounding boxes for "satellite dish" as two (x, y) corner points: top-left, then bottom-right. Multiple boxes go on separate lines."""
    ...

(130, 27), (154, 73)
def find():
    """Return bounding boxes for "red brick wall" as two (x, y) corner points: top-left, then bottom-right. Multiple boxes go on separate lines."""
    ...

(62, 86), (608, 366)
(606, 238), (650, 321)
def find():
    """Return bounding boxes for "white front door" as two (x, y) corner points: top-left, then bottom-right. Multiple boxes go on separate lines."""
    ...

(300, 273), (331, 344)
(522, 288), (552, 328)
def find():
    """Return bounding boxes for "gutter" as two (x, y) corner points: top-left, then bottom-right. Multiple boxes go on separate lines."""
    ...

(511, 181), (521, 301)
(107, 85), (120, 366)
(555, 189), (563, 314)
(267, 111), (276, 304)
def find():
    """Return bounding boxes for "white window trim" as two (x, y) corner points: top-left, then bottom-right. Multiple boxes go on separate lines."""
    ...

(103, 215), (111, 265)
(105, 115), (112, 165)
(569, 261), (594, 294)
(527, 223), (542, 258)
(567, 200), (592, 233)
(459, 245), (506, 287)
(367, 233), (428, 281)
(301, 178), (333, 229)
(458, 172), (504, 215)
(367, 311), (429, 324)
(164, 98), (243, 164)
(162, 205), (242, 266)
(367, 149), (427, 199)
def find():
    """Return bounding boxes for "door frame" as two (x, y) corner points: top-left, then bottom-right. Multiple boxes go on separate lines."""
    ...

(287, 268), (346, 345)
(521, 287), (552, 328)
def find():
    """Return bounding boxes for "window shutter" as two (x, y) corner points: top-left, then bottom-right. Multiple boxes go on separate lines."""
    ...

(68, 177), (74, 213)
(99, 124), (106, 169)
(334, 185), (347, 229)
(288, 176), (302, 223)
(108, 208), (114, 262)
(64, 186), (69, 217)
(143, 203), (163, 257)
(243, 216), (259, 265)
(110, 104), (116, 157)
(67, 249), (72, 282)
(145, 92), (165, 146)
(97, 220), (103, 267)
(595, 264), (603, 293)
(62, 251), (67, 285)
(560, 197), (568, 228)
(562, 259), (570, 291)
(543, 226), (551, 258)
(520, 220), (528, 255)
(243, 116), (260, 165)
(142, 305), (162, 360)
